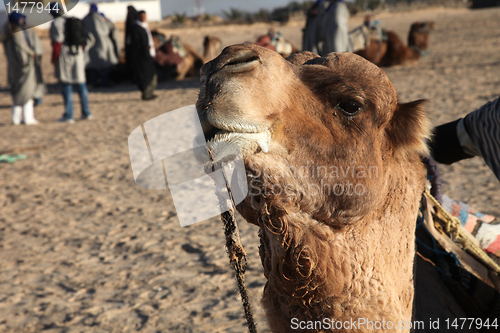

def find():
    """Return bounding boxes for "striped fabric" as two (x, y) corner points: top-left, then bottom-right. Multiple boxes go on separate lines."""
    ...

(463, 96), (500, 181)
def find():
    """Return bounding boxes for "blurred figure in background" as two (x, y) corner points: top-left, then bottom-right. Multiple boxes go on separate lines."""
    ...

(302, 0), (325, 54)
(102, 13), (120, 62)
(49, 2), (93, 123)
(83, 3), (118, 87)
(322, 0), (352, 54)
(128, 10), (157, 100)
(3, 12), (44, 125)
(33, 38), (45, 107)
(125, 5), (139, 79)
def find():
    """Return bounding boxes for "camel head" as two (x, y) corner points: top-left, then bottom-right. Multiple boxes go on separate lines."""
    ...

(408, 21), (435, 57)
(197, 44), (431, 332)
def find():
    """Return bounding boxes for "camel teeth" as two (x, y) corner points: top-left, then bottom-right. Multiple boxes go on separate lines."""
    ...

(256, 130), (271, 153)
(256, 137), (268, 153)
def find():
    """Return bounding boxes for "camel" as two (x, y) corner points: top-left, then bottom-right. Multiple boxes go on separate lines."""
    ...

(107, 33), (221, 83)
(203, 35), (223, 63)
(152, 32), (222, 80)
(255, 28), (298, 58)
(196, 44), (498, 332)
(356, 21), (435, 67)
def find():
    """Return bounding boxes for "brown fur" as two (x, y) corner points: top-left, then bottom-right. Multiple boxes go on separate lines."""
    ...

(197, 44), (435, 332)
(356, 21), (435, 67)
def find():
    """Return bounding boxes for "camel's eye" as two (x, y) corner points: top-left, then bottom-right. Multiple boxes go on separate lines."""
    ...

(337, 101), (361, 116)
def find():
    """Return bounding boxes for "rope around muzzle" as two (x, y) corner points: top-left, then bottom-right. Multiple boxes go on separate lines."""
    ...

(207, 149), (258, 333)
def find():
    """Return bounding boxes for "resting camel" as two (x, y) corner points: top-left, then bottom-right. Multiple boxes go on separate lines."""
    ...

(203, 35), (223, 63)
(107, 33), (222, 84)
(356, 21), (435, 67)
(153, 32), (222, 80)
(255, 29), (298, 58)
(176, 36), (222, 79)
(197, 44), (497, 332)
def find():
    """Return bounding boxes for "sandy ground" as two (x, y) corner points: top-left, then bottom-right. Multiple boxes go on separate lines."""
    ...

(1, 6), (500, 333)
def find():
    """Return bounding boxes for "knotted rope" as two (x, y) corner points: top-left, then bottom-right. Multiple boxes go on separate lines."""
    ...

(207, 148), (258, 333)
(221, 208), (258, 333)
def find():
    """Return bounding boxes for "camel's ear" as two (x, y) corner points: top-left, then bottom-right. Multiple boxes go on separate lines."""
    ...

(386, 100), (431, 157)
(286, 51), (320, 66)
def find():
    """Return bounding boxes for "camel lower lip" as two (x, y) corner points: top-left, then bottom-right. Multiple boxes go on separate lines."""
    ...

(206, 122), (268, 135)
(208, 130), (271, 153)
(202, 130), (271, 162)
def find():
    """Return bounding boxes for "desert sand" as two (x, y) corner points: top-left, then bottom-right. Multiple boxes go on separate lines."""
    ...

(0, 6), (499, 333)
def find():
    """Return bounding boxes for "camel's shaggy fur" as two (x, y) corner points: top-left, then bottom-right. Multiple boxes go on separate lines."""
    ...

(197, 44), (432, 332)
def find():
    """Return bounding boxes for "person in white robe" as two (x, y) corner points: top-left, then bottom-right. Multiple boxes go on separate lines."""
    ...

(3, 12), (44, 125)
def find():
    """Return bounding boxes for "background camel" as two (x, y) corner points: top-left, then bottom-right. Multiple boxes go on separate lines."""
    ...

(203, 35), (223, 63)
(356, 21), (434, 66)
(254, 28), (298, 58)
(107, 33), (221, 83)
(153, 32), (222, 80)
(197, 44), (496, 332)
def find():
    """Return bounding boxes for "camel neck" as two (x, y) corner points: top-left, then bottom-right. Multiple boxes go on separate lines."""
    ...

(410, 44), (430, 58)
(257, 207), (417, 332)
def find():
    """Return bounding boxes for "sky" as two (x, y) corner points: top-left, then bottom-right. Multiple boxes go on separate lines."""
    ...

(160, 0), (312, 17)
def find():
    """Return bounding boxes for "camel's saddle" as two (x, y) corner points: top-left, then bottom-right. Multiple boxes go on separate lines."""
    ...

(349, 22), (388, 53)
(418, 185), (500, 322)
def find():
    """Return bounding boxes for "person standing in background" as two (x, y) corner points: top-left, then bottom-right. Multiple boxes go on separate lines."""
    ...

(125, 5), (139, 80)
(82, 3), (118, 87)
(49, 2), (93, 123)
(322, 0), (352, 54)
(102, 13), (120, 62)
(33, 39), (45, 107)
(3, 12), (44, 125)
(128, 10), (157, 101)
(302, 0), (324, 54)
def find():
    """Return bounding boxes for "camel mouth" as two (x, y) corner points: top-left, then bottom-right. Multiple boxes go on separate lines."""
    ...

(208, 130), (271, 152)
(196, 46), (274, 159)
(200, 120), (272, 158)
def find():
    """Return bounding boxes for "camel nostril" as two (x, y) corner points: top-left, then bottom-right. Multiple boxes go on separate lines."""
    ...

(221, 50), (260, 73)
(225, 54), (259, 67)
